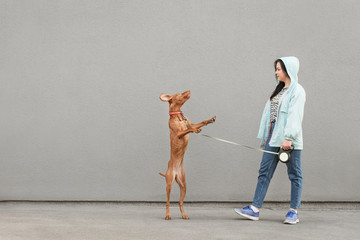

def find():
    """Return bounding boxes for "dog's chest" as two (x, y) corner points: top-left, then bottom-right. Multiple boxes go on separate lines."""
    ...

(170, 119), (188, 131)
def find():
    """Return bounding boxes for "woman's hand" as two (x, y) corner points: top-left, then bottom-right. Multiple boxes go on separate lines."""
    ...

(281, 139), (292, 150)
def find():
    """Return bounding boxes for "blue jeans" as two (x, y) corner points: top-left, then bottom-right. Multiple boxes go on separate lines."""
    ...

(252, 123), (303, 209)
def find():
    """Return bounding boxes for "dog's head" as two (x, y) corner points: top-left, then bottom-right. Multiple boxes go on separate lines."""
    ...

(159, 90), (191, 110)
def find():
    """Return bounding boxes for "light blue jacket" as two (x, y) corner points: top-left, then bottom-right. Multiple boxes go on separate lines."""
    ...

(257, 56), (306, 150)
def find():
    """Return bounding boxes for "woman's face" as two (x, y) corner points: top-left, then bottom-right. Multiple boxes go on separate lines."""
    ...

(275, 62), (287, 83)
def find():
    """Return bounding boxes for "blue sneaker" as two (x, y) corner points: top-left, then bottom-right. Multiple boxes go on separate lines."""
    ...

(284, 210), (299, 224)
(234, 206), (259, 221)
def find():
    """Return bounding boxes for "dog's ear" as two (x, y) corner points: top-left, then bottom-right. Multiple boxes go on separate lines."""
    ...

(159, 93), (172, 102)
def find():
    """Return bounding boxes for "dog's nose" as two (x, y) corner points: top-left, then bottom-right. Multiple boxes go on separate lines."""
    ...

(182, 90), (191, 97)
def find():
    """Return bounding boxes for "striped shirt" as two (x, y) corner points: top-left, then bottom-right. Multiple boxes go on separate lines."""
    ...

(270, 88), (288, 123)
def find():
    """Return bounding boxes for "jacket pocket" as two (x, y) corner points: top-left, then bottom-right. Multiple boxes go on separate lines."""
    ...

(278, 103), (288, 128)
(279, 102), (289, 113)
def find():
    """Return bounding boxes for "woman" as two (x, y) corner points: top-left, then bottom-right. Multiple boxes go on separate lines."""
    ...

(235, 56), (306, 224)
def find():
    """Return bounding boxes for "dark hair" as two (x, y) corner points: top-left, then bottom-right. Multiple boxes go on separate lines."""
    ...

(270, 59), (289, 100)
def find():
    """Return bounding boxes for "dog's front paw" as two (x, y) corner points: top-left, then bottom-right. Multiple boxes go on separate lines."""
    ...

(193, 128), (201, 134)
(208, 116), (216, 124)
(165, 215), (171, 220)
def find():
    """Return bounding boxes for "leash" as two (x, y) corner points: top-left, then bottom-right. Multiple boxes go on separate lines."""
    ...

(198, 133), (294, 163)
(199, 134), (278, 155)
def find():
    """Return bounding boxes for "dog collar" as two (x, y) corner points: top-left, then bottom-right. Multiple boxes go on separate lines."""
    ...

(169, 112), (182, 115)
(169, 112), (190, 129)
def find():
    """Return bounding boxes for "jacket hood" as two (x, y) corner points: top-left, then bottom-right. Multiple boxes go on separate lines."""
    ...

(275, 56), (300, 89)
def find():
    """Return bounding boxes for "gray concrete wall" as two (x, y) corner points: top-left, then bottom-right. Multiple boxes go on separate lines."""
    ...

(0, 0), (359, 202)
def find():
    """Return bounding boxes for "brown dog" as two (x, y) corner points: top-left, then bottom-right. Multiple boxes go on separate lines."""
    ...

(159, 90), (216, 220)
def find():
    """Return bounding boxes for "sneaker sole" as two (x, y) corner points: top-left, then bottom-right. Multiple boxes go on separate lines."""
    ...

(234, 209), (259, 221)
(284, 219), (300, 224)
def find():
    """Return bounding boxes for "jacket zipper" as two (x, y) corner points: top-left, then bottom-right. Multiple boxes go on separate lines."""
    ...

(271, 89), (290, 145)
(261, 101), (270, 146)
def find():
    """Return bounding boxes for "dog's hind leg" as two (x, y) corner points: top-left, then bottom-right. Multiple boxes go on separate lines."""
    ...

(165, 173), (175, 220)
(176, 170), (189, 219)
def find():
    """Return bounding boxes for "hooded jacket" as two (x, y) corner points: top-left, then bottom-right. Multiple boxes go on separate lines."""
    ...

(257, 56), (306, 150)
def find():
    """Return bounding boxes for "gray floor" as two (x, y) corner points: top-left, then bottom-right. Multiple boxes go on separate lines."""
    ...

(0, 202), (359, 240)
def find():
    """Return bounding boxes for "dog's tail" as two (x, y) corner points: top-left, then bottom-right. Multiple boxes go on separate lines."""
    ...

(159, 173), (166, 177)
